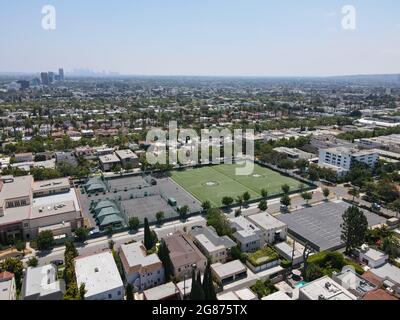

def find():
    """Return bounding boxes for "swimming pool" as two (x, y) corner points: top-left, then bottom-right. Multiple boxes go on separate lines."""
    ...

(295, 281), (308, 288)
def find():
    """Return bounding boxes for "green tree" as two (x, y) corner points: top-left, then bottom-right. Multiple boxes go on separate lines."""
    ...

(230, 245), (246, 263)
(258, 199), (268, 211)
(64, 282), (79, 300)
(261, 188), (268, 199)
(280, 194), (291, 208)
(301, 192), (313, 206)
(303, 263), (323, 282)
(201, 201), (211, 212)
(156, 211), (165, 225)
(323, 188), (330, 201)
(381, 236), (399, 260)
(27, 256), (38, 268)
(63, 241), (79, 289)
(75, 227), (89, 242)
(234, 208), (242, 217)
(390, 199), (400, 218)
(79, 283), (86, 300)
(202, 261), (217, 300)
(236, 195), (244, 210)
(0, 258), (24, 291)
(348, 187), (360, 202)
(206, 208), (232, 237)
(341, 206), (368, 254)
(128, 217), (140, 231)
(243, 191), (251, 205)
(15, 240), (26, 253)
(178, 205), (189, 221)
(158, 240), (174, 281)
(106, 226), (113, 237)
(189, 270), (205, 300)
(281, 184), (290, 194)
(144, 218), (155, 250)
(222, 196), (234, 207)
(126, 283), (134, 300)
(37, 230), (55, 250)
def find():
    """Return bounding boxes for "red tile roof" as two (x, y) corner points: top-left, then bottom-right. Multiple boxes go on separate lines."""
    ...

(363, 289), (398, 301)
(361, 271), (382, 287)
(0, 271), (14, 282)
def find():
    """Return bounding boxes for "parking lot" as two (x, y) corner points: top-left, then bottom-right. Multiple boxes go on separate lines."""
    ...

(78, 174), (202, 229)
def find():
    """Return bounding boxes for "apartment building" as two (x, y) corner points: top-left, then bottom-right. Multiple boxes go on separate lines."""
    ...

(74, 251), (124, 300)
(21, 265), (65, 300)
(119, 242), (165, 291)
(246, 212), (288, 244)
(229, 216), (263, 252)
(299, 276), (357, 300)
(318, 147), (379, 177)
(163, 231), (207, 278)
(0, 272), (16, 300)
(99, 154), (121, 172)
(115, 149), (139, 169)
(356, 134), (400, 153)
(189, 226), (236, 263)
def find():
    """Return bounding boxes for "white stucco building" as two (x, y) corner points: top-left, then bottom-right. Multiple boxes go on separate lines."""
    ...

(74, 251), (124, 300)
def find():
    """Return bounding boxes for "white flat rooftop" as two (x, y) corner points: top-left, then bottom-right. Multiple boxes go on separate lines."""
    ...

(32, 188), (81, 212)
(211, 260), (247, 279)
(74, 251), (123, 299)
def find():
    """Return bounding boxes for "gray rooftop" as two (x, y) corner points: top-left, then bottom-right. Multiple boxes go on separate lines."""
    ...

(211, 260), (247, 279)
(247, 212), (287, 232)
(276, 201), (385, 251)
(143, 282), (179, 300)
(190, 226), (236, 253)
(370, 263), (400, 285)
(32, 178), (70, 193)
(0, 175), (33, 201)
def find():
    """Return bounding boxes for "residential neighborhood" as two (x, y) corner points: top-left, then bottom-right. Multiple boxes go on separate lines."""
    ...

(1, 1), (400, 309)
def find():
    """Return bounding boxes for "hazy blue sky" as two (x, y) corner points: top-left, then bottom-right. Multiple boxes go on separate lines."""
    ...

(1, 0), (399, 76)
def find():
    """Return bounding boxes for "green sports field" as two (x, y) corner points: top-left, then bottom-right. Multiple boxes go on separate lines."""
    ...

(170, 162), (301, 207)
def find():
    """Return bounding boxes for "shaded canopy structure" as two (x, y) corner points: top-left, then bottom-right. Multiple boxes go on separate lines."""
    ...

(92, 199), (125, 229)
(84, 177), (107, 194)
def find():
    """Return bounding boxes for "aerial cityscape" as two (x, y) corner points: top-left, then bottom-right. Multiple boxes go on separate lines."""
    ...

(0, 1), (400, 308)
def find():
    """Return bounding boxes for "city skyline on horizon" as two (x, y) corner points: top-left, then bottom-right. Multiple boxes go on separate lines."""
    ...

(1, 0), (399, 77)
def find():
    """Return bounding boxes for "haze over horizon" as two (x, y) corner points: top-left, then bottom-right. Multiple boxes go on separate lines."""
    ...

(1, 0), (399, 77)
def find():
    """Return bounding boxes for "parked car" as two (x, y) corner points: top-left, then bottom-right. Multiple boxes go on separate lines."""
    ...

(89, 228), (100, 235)
(50, 259), (64, 266)
(372, 203), (382, 211)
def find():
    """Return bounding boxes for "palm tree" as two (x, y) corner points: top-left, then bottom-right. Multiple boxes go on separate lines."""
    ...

(390, 199), (400, 218)
(236, 195), (244, 211)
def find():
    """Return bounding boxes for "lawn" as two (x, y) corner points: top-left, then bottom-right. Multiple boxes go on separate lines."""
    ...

(170, 162), (300, 207)
(246, 247), (280, 267)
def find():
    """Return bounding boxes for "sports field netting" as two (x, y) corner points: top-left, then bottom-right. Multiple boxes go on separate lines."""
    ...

(170, 162), (300, 207)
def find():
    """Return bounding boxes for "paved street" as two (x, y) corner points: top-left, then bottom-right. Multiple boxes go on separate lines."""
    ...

(28, 215), (206, 267)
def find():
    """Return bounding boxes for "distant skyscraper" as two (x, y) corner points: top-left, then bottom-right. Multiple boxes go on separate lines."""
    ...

(40, 72), (49, 85)
(59, 68), (64, 81)
(48, 72), (55, 83)
(16, 80), (30, 90)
